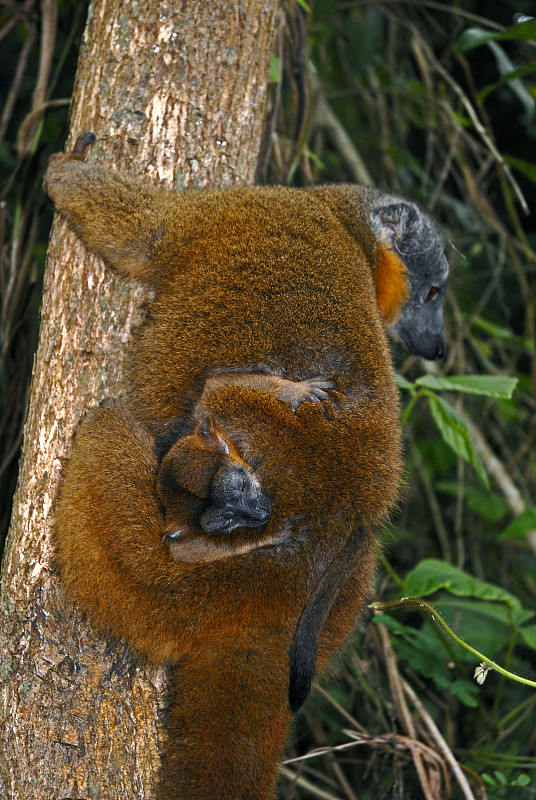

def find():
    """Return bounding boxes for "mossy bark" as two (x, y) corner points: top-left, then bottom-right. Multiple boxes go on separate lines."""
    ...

(0, 1), (279, 796)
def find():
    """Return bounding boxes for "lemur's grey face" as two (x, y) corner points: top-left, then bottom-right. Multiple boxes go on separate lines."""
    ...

(392, 209), (449, 361)
(368, 196), (449, 361)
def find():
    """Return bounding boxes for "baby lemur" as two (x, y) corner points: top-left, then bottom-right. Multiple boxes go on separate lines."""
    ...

(159, 374), (333, 562)
(48, 133), (448, 800)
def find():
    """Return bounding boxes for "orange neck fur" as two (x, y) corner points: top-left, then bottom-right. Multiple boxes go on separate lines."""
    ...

(375, 244), (409, 325)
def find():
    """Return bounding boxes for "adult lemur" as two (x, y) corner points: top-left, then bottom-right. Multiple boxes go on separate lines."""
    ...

(47, 133), (448, 800)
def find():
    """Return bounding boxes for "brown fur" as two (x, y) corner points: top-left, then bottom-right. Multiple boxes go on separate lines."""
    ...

(159, 376), (333, 563)
(46, 139), (428, 799)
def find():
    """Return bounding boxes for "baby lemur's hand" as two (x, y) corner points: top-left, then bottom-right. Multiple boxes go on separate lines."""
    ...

(278, 376), (334, 412)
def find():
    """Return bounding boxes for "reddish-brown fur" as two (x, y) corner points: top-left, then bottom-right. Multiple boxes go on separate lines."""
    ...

(47, 143), (410, 799)
(375, 244), (409, 325)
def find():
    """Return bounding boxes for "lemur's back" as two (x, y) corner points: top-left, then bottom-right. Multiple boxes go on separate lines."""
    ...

(129, 185), (395, 435)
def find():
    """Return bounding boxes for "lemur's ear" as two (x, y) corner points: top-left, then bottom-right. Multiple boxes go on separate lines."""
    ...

(198, 418), (230, 454)
(370, 217), (397, 248)
(368, 199), (419, 250)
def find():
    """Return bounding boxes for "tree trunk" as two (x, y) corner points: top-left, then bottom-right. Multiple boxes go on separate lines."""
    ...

(0, 1), (279, 797)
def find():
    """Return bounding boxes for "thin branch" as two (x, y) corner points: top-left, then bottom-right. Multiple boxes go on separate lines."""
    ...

(402, 680), (477, 800)
(310, 68), (373, 186)
(17, 0), (58, 156)
(372, 598), (536, 689)
(280, 766), (346, 800)
(0, 26), (36, 149)
(377, 623), (438, 800)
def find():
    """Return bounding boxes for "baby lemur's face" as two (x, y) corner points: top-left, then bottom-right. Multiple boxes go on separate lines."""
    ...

(158, 418), (272, 537)
(200, 463), (272, 534)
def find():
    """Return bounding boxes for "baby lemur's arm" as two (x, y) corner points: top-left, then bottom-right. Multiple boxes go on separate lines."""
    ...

(194, 373), (334, 415)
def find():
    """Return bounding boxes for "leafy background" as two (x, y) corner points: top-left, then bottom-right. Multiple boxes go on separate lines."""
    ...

(1, 1), (535, 798)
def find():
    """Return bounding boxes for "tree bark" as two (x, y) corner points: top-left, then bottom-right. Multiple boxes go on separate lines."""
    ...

(0, 1), (279, 797)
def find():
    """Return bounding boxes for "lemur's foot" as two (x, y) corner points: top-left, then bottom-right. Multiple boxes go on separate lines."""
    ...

(71, 132), (96, 160)
(43, 133), (96, 205)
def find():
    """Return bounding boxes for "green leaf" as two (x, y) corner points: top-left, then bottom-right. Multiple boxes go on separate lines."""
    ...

(306, 149), (324, 170)
(375, 614), (479, 706)
(395, 372), (414, 390)
(485, 41), (535, 122)
(469, 316), (534, 351)
(438, 597), (533, 627)
(451, 110), (471, 128)
(430, 597), (533, 655)
(500, 508), (536, 540)
(456, 27), (499, 52)
(427, 394), (488, 485)
(519, 625), (536, 650)
(456, 20), (536, 52)
(478, 62), (536, 105)
(403, 559), (522, 613)
(415, 374), (518, 399)
(499, 19), (536, 41)
(371, 614), (404, 631)
(448, 679), (479, 708)
(269, 55), (280, 83)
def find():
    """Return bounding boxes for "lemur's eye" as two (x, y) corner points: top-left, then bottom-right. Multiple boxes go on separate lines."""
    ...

(425, 286), (439, 301)
(237, 472), (247, 493)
